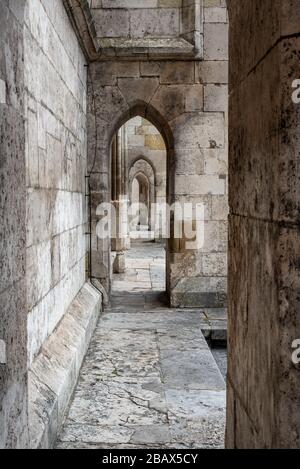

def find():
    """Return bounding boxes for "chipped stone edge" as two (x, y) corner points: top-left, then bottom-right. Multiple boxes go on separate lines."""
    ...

(28, 282), (102, 449)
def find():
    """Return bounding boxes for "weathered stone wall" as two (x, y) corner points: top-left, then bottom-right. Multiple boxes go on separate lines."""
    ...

(226, 0), (300, 448)
(87, 0), (228, 308)
(0, 0), (28, 449)
(24, 0), (88, 365)
(88, 0), (229, 306)
(90, 0), (207, 57)
(91, 0), (183, 39)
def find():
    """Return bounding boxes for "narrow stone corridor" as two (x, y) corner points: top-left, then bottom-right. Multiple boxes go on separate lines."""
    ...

(56, 242), (226, 449)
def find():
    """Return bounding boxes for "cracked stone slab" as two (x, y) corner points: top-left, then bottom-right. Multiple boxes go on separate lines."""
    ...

(56, 243), (226, 449)
(66, 380), (167, 427)
(80, 346), (160, 379)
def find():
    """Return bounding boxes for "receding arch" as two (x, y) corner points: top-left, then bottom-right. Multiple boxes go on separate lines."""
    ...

(129, 159), (156, 233)
(129, 155), (157, 180)
(108, 110), (170, 296)
(108, 101), (175, 154)
(129, 159), (156, 192)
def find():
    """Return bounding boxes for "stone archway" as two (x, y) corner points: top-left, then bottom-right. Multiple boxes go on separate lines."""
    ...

(129, 159), (156, 233)
(134, 172), (150, 229)
(87, 68), (228, 308)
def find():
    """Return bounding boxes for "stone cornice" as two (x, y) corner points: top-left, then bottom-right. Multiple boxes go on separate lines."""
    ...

(63, 0), (204, 62)
(63, 0), (99, 61)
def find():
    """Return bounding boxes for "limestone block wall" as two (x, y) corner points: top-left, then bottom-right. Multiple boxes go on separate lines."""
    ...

(88, 0), (229, 307)
(0, 0), (28, 449)
(24, 0), (88, 366)
(227, 0), (300, 448)
(91, 0), (183, 39)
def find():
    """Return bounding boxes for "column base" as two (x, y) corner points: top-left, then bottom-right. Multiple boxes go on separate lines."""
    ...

(113, 251), (126, 274)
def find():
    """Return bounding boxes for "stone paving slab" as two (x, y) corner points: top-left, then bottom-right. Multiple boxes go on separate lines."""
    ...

(80, 347), (160, 380)
(156, 327), (208, 351)
(160, 350), (225, 391)
(167, 393), (226, 448)
(66, 380), (166, 427)
(57, 311), (226, 448)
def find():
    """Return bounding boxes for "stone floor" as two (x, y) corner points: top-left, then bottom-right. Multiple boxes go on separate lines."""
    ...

(112, 240), (166, 293)
(57, 241), (226, 449)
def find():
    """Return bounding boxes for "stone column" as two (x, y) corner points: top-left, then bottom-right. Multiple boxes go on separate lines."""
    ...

(111, 131), (126, 274)
(121, 124), (131, 250)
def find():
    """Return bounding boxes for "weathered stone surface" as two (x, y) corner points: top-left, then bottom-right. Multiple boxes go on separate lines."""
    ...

(0, 0), (231, 449)
(24, 0), (89, 370)
(0, 78), (6, 103)
(227, 0), (300, 449)
(118, 78), (160, 108)
(160, 61), (195, 85)
(91, 0), (201, 58)
(167, 389), (226, 447)
(204, 23), (228, 60)
(28, 283), (102, 449)
(157, 327), (209, 350)
(86, 2), (229, 308)
(171, 277), (227, 308)
(197, 60), (228, 84)
(160, 349), (225, 390)
(204, 84), (228, 112)
(0, 0), (28, 449)
(2, 0), (300, 452)
(56, 245), (226, 448)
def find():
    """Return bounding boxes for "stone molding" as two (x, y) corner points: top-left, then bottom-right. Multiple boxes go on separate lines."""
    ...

(63, 0), (99, 61)
(64, 0), (204, 61)
(28, 283), (102, 448)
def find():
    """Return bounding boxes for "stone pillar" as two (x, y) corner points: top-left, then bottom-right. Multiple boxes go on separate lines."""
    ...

(121, 124), (131, 250)
(111, 131), (126, 274)
(226, 0), (300, 448)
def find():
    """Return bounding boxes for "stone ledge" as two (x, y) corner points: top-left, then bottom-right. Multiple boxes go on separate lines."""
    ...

(63, 1), (201, 62)
(97, 37), (195, 60)
(28, 282), (102, 449)
(170, 277), (227, 309)
(201, 308), (227, 342)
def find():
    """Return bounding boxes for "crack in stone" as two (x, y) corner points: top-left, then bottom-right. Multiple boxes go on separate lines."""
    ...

(57, 243), (226, 448)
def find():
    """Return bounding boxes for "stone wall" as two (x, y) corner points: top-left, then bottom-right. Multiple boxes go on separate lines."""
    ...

(226, 0), (300, 448)
(87, 0), (228, 308)
(90, 0), (206, 57)
(88, 39), (229, 308)
(24, 0), (88, 366)
(0, 0), (28, 449)
(91, 0), (183, 39)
